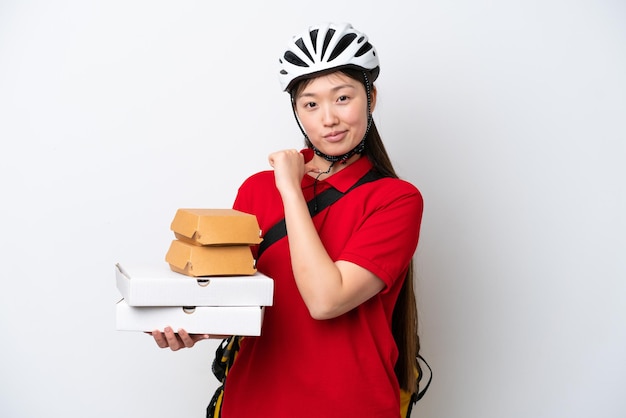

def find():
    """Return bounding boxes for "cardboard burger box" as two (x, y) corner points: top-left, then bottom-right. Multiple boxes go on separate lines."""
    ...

(170, 208), (262, 246)
(116, 300), (265, 336)
(165, 239), (256, 277)
(115, 263), (274, 307)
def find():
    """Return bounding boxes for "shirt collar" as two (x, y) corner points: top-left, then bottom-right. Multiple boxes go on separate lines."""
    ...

(303, 155), (373, 193)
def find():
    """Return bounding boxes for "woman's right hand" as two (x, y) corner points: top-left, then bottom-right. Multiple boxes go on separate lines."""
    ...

(149, 327), (209, 351)
(268, 149), (320, 196)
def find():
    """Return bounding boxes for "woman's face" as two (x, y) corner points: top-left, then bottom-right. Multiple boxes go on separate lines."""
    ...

(293, 72), (376, 160)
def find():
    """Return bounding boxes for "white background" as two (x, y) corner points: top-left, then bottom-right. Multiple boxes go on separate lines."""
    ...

(1, 1), (624, 417)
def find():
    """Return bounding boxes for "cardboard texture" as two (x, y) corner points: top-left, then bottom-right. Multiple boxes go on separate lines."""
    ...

(116, 299), (265, 336)
(165, 239), (256, 277)
(171, 208), (262, 246)
(115, 263), (274, 307)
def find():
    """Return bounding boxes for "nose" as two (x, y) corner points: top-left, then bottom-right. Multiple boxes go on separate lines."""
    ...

(321, 105), (339, 126)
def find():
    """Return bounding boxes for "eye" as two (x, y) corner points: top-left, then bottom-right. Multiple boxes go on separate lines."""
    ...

(302, 101), (317, 109)
(337, 95), (350, 103)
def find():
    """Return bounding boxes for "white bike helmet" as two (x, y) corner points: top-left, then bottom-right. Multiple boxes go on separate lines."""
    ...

(278, 22), (380, 92)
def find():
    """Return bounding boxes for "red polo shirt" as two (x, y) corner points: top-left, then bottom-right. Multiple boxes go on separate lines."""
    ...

(222, 155), (423, 418)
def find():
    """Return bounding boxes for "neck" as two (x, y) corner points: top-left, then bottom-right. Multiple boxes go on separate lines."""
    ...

(307, 153), (361, 180)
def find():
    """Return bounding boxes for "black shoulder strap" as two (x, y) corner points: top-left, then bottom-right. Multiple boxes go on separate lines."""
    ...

(257, 169), (383, 260)
(405, 354), (433, 417)
(415, 354), (433, 402)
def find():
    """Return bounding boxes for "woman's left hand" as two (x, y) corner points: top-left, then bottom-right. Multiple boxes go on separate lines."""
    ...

(148, 327), (209, 351)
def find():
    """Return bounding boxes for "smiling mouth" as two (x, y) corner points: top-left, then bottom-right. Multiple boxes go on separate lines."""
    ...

(324, 131), (347, 141)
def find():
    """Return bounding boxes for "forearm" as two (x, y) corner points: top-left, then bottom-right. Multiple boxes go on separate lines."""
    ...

(281, 189), (346, 319)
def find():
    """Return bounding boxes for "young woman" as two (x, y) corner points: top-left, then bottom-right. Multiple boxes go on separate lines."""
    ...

(152, 22), (424, 418)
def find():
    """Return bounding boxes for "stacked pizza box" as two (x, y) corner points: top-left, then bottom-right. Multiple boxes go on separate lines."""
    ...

(115, 209), (273, 336)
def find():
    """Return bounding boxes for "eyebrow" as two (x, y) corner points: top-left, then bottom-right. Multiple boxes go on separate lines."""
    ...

(298, 84), (357, 99)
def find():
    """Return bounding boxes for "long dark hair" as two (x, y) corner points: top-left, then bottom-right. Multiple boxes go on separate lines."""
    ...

(290, 69), (420, 394)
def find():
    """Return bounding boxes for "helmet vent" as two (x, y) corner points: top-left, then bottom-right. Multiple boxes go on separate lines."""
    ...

(321, 28), (336, 59)
(355, 42), (373, 57)
(295, 37), (314, 62)
(310, 29), (319, 53)
(328, 33), (357, 61)
(284, 50), (309, 67)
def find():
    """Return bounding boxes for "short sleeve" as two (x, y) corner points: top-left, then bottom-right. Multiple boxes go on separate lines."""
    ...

(338, 180), (423, 291)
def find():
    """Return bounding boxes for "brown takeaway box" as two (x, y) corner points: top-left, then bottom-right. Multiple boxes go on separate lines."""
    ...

(170, 208), (262, 246)
(165, 239), (257, 277)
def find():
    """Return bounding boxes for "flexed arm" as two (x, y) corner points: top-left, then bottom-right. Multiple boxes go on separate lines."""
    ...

(268, 150), (385, 320)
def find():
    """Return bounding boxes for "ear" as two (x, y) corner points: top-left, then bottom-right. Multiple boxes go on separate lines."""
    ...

(369, 86), (377, 113)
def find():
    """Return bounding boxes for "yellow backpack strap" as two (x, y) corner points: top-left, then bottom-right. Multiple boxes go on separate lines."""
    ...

(400, 387), (413, 418)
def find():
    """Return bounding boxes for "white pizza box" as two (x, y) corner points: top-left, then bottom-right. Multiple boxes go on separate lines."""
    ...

(115, 263), (274, 307)
(115, 299), (265, 336)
